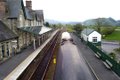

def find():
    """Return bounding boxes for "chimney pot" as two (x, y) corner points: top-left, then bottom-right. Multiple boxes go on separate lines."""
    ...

(26, 0), (32, 10)
(0, 0), (6, 19)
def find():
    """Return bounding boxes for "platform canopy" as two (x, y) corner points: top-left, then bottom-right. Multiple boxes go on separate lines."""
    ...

(19, 26), (42, 35)
(19, 26), (52, 36)
(39, 26), (52, 35)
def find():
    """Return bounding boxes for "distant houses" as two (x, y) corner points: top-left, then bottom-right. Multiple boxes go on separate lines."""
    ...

(0, 0), (52, 60)
(81, 28), (101, 46)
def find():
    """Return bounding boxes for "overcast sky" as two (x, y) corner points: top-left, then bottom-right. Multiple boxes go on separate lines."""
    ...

(24, 0), (120, 22)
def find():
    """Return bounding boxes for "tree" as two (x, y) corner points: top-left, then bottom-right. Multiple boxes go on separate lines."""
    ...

(44, 22), (50, 27)
(101, 27), (115, 35)
(109, 52), (116, 60)
(73, 23), (83, 34)
(95, 18), (103, 33)
(65, 24), (74, 32)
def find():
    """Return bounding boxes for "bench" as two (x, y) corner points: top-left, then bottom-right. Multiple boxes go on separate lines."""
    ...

(95, 52), (101, 58)
(106, 60), (113, 67)
(103, 60), (113, 69)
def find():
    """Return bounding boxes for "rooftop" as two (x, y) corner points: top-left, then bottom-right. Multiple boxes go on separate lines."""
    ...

(0, 21), (18, 42)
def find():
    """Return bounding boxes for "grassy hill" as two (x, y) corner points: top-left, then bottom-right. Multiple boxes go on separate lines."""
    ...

(105, 31), (120, 41)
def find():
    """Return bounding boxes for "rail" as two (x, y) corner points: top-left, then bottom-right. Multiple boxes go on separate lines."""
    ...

(4, 29), (61, 80)
(17, 30), (60, 80)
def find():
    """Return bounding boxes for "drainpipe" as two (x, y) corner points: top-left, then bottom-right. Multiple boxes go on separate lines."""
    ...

(0, 43), (2, 60)
(33, 38), (36, 50)
(17, 38), (20, 52)
(41, 35), (43, 43)
(39, 37), (40, 46)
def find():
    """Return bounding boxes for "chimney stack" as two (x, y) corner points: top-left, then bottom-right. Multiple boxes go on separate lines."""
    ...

(26, 0), (32, 10)
(0, 0), (6, 19)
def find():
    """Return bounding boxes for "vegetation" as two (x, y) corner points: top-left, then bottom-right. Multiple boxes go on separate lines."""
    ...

(44, 22), (120, 42)
(66, 24), (74, 32)
(114, 48), (120, 52)
(44, 23), (77, 33)
(44, 22), (50, 27)
(94, 18), (103, 33)
(73, 23), (83, 34)
(109, 52), (116, 60)
(100, 27), (116, 39)
(93, 18), (117, 36)
(115, 27), (120, 31)
(45, 23), (64, 29)
(104, 31), (120, 41)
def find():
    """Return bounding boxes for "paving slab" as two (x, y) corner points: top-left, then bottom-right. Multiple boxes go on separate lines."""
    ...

(0, 46), (34, 80)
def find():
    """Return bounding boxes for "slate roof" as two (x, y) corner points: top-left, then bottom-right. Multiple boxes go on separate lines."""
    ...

(24, 7), (33, 20)
(39, 26), (52, 34)
(19, 26), (52, 35)
(34, 10), (44, 21)
(0, 21), (18, 42)
(6, 0), (44, 22)
(6, 0), (25, 19)
(30, 11), (36, 20)
(81, 28), (95, 36)
(19, 26), (42, 35)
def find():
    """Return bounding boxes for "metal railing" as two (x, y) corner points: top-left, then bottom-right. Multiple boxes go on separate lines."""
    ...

(87, 42), (120, 76)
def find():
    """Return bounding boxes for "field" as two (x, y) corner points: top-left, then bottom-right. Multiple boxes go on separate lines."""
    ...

(115, 27), (120, 31)
(105, 31), (120, 41)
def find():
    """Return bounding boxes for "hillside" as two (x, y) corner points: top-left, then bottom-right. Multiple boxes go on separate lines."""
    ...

(83, 17), (120, 26)
(45, 19), (80, 24)
(45, 18), (120, 26)
(45, 19), (64, 24)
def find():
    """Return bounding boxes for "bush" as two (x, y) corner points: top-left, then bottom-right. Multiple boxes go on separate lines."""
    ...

(101, 27), (115, 35)
(114, 48), (120, 52)
(109, 52), (116, 59)
(73, 24), (83, 34)
(102, 35), (106, 39)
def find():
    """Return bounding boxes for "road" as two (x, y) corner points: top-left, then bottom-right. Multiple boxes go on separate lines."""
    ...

(54, 40), (94, 80)
(101, 42), (120, 61)
(101, 42), (119, 54)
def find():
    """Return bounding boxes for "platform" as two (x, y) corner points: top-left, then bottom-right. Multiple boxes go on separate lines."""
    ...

(3, 29), (59, 80)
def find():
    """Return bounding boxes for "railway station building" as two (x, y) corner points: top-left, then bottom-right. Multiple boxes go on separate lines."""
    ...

(0, 0), (52, 60)
(81, 28), (101, 46)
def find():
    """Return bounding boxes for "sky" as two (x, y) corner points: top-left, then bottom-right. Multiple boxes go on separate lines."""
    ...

(24, 0), (120, 22)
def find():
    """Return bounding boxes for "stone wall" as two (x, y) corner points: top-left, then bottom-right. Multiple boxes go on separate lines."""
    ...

(0, 40), (17, 60)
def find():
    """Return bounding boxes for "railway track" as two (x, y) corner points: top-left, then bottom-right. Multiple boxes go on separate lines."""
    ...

(17, 30), (61, 80)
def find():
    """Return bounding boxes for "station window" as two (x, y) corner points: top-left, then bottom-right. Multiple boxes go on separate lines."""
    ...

(92, 37), (97, 43)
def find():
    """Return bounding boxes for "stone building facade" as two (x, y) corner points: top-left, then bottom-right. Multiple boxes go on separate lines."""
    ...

(0, 0), (52, 60)
(0, 21), (18, 60)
